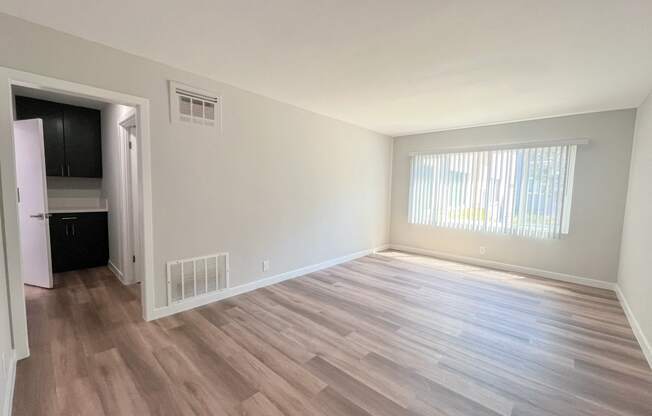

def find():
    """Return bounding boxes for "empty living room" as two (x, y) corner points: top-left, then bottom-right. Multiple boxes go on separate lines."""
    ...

(1, 1), (652, 415)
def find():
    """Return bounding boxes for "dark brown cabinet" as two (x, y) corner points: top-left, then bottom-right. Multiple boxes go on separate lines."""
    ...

(15, 96), (102, 178)
(49, 212), (108, 273)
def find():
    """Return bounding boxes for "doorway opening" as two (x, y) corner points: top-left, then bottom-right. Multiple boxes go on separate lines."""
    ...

(11, 84), (141, 326)
(0, 67), (154, 360)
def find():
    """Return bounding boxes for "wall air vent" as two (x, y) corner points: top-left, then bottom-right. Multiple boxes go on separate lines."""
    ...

(166, 253), (229, 305)
(169, 81), (221, 129)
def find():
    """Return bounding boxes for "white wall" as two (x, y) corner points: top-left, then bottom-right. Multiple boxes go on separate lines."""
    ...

(391, 110), (635, 283)
(47, 177), (102, 201)
(101, 104), (133, 279)
(0, 14), (392, 312)
(618, 91), (652, 357)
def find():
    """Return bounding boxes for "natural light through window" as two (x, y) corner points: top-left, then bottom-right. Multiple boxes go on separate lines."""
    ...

(408, 143), (579, 239)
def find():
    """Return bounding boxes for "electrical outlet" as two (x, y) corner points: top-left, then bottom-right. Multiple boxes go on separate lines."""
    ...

(262, 260), (270, 272)
(479, 246), (486, 255)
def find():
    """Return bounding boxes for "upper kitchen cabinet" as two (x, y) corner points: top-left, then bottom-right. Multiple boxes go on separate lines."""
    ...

(63, 105), (102, 177)
(15, 96), (102, 178)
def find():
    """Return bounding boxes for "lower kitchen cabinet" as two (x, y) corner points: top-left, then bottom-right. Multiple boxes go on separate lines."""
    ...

(49, 212), (109, 273)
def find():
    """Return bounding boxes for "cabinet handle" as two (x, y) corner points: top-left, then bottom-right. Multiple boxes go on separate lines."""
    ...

(61, 165), (64, 176)
(60, 217), (78, 220)
(71, 224), (75, 236)
(67, 164), (71, 176)
(65, 223), (69, 237)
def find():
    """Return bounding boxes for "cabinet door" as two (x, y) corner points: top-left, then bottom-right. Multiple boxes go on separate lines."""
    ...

(49, 215), (77, 273)
(14, 96), (65, 177)
(75, 213), (109, 268)
(49, 213), (108, 272)
(63, 105), (102, 178)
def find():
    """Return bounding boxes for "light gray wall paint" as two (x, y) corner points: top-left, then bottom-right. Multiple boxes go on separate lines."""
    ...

(390, 110), (635, 283)
(0, 14), (392, 309)
(618, 92), (652, 349)
(101, 104), (133, 277)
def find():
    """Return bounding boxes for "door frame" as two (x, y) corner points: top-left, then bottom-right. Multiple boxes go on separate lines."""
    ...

(0, 66), (156, 360)
(119, 112), (140, 284)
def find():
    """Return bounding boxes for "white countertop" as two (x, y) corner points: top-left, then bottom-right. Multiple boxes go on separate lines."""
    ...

(48, 207), (108, 214)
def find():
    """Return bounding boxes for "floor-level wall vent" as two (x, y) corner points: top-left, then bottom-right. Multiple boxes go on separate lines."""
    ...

(166, 253), (229, 305)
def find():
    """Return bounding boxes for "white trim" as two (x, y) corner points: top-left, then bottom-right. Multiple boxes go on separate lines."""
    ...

(119, 111), (139, 285)
(373, 244), (390, 253)
(151, 246), (387, 320)
(393, 107), (635, 137)
(0, 66), (157, 361)
(1, 350), (16, 416)
(407, 138), (589, 156)
(107, 260), (130, 286)
(615, 285), (652, 370)
(388, 244), (616, 290)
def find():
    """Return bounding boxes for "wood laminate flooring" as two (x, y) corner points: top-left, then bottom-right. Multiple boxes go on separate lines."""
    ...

(12, 250), (652, 416)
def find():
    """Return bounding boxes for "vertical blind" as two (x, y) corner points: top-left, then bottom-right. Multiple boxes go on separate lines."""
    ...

(408, 144), (577, 239)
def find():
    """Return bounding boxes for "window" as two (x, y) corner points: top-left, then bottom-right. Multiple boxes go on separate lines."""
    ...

(408, 143), (578, 239)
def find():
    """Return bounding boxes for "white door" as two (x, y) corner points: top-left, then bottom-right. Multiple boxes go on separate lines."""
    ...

(14, 119), (53, 288)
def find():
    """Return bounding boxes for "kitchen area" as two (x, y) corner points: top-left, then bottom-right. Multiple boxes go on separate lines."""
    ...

(12, 87), (138, 288)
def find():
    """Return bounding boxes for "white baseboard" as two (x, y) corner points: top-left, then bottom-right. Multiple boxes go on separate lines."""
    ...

(107, 260), (128, 286)
(614, 285), (652, 370)
(1, 350), (16, 416)
(373, 244), (390, 253)
(150, 245), (388, 320)
(388, 244), (616, 290)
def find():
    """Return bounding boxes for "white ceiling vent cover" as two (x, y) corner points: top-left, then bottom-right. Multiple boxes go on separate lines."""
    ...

(166, 253), (229, 305)
(169, 81), (221, 129)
